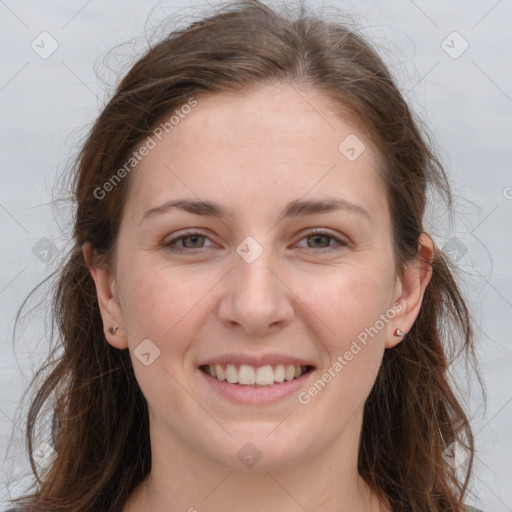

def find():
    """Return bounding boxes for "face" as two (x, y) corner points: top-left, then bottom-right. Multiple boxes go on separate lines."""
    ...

(88, 83), (428, 472)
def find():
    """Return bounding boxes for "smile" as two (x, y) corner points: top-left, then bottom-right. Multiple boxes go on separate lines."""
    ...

(200, 363), (313, 387)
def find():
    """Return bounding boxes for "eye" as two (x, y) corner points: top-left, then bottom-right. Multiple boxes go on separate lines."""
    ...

(294, 229), (348, 253)
(163, 230), (216, 252)
(162, 229), (349, 254)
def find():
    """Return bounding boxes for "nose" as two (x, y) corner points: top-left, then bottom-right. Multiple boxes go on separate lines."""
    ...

(217, 245), (295, 336)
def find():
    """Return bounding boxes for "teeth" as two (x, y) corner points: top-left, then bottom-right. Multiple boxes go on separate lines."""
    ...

(226, 364), (237, 384)
(285, 364), (295, 381)
(256, 365), (274, 386)
(215, 364), (225, 381)
(274, 364), (285, 383)
(203, 363), (309, 386)
(239, 364), (255, 385)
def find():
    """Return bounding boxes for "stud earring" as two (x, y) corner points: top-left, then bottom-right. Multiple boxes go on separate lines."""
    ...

(108, 326), (119, 335)
(394, 328), (405, 337)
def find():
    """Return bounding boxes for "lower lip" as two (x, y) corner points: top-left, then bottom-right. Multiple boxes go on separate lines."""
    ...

(198, 368), (315, 404)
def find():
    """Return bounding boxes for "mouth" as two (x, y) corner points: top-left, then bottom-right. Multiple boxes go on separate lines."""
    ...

(199, 363), (314, 387)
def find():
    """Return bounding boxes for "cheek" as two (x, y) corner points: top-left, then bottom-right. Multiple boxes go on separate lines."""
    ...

(116, 258), (215, 403)
(294, 266), (395, 424)
(302, 260), (395, 384)
(117, 255), (218, 353)
(301, 261), (395, 346)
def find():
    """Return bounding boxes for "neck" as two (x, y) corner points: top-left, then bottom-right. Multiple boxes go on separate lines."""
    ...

(124, 409), (390, 512)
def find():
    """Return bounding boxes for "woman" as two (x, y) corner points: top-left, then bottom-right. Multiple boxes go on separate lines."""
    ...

(8, 1), (484, 511)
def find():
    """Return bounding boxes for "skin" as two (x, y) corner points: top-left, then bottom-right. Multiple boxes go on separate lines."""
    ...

(84, 83), (433, 512)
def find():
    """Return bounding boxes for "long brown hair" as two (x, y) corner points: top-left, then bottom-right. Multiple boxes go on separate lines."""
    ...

(10, 1), (482, 510)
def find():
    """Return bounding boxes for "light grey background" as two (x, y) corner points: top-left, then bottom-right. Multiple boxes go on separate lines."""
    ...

(1, 0), (511, 510)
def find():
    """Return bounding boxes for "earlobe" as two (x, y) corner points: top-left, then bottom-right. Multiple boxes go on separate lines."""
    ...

(82, 242), (128, 349)
(386, 234), (434, 349)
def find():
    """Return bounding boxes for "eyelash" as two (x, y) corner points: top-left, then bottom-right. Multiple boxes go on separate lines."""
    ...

(162, 229), (349, 254)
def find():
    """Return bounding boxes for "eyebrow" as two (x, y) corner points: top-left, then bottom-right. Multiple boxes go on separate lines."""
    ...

(141, 197), (370, 224)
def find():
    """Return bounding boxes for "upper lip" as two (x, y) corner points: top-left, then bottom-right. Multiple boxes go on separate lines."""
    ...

(199, 353), (316, 368)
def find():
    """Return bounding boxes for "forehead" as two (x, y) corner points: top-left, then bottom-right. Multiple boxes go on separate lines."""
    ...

(124, 83), (388, 224)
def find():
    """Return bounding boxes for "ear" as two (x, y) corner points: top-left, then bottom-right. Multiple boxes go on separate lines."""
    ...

(386, 233), (434, 349)
(82, 242), (128, 349)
